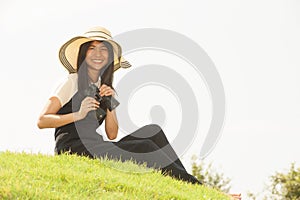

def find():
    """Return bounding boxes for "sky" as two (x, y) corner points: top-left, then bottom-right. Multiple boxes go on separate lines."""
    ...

(1, 0), (300, 199)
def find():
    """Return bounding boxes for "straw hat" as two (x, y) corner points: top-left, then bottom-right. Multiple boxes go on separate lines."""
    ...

(59, 26), (131, 73)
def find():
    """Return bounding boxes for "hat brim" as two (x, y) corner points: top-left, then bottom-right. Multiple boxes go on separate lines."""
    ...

(59, 36), (131, 73)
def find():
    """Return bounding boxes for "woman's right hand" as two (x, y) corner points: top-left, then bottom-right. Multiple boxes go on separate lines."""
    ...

(77, 97), (100, 120)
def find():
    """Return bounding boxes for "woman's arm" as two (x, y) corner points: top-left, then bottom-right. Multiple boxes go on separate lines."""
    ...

(37, 96), (99, 129)
(99, 84), (119, 140)
(104, 109), (119, 140)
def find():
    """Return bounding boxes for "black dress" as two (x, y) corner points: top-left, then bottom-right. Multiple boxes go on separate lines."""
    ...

(54, 91), (201, 184)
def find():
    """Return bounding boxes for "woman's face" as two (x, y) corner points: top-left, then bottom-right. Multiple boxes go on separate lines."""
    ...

(85, 41), (109, 72)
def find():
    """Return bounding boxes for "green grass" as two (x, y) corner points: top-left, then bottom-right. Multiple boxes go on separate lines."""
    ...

(0, 151), (230, 200)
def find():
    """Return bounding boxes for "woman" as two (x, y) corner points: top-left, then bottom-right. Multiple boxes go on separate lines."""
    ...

(37, 26), (201, 184)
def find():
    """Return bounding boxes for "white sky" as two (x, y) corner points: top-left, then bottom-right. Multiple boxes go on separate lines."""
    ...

(1, 0), (300, 198)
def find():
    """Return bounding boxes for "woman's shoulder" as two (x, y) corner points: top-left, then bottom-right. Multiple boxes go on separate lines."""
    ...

(67, 73), (78, 81)
(52, 73), (78, 107)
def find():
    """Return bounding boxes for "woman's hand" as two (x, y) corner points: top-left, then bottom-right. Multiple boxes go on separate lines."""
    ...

(99, 84), (115, 97)
(77, 96), (100, 120)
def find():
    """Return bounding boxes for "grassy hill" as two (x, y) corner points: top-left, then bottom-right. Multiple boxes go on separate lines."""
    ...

(0, 151), (230, 199)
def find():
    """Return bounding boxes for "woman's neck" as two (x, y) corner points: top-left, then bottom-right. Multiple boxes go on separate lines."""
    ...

(88, 70), (100, 83)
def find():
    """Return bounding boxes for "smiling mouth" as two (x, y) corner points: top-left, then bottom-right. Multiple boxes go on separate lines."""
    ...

(92, 59), (104, 63)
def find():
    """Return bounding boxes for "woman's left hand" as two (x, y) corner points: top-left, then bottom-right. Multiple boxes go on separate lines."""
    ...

(99, 84), (115, 97)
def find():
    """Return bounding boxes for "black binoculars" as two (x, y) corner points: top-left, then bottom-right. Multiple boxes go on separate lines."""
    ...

(84, 84), (120, 121)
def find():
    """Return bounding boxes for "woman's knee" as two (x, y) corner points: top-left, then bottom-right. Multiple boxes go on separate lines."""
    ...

(143, 124), (162, 134)
(130, 124), (162, 138)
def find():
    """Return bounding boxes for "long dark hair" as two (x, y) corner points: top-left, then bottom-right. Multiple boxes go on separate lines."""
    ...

(76, 40), (115, 94)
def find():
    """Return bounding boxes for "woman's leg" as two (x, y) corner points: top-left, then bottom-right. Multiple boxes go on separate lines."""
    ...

(114, 138), (201, 184)
(87, 137), (201, 184)
(121, 124), (186, 170)
(116, 124), (201, 184)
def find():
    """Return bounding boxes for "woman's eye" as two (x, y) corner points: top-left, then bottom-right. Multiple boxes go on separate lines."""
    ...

(88, 46), (107, 51)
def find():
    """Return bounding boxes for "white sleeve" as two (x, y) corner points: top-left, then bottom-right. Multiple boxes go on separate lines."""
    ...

(51, 73), (78, 107)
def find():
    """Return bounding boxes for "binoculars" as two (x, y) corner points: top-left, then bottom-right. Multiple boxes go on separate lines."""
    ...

(84, 84), (120, 121)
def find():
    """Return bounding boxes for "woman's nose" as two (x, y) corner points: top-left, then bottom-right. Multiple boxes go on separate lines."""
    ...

(94, 49), (103, 56)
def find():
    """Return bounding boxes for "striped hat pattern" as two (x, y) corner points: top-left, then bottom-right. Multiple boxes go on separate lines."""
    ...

(59, 26), (131, 73)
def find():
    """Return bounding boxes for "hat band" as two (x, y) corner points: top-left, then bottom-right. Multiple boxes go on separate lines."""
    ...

(84, 30), (112, 39)
(88, 36), (110, 40)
